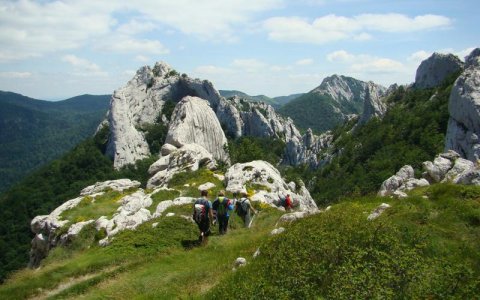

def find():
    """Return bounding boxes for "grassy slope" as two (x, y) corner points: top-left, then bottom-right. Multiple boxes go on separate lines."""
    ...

(0, 203), (282, 299)
(1, 184), (478, 299)
(208, 184), (480, 299)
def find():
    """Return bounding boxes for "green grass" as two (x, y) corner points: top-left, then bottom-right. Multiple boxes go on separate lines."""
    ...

(2, 184), (479, 299)
(169, 168), (224, 197)
(59, 189), (135, 224)
(208, 184), (480, 299)
(149, 189), (181, 213)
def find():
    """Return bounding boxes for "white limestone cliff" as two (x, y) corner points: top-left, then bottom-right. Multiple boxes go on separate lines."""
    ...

(165, 96), (229, 162)
(415, 53), (464, 89)
(445, 48), (480, 161)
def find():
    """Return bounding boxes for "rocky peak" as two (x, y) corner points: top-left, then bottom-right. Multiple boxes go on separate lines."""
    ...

(445, 48), (480, 161)
(165, 96), (229, 162)
(313, 74), (367, 103)
(414, 52), (463, 89)
(465, 48), (480, 68)
(357, 81), (388, 125)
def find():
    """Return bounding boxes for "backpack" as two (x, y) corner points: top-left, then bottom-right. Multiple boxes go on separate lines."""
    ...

(193, 199), (208, 224)
(215, 197), (228, 217)
(285, 196), (292, 208)
(236, 198), (249, 217)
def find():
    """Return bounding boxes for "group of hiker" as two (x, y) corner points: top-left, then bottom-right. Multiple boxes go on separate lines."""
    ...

(193, 190), (294, 243)
(193, 190), (257, 243)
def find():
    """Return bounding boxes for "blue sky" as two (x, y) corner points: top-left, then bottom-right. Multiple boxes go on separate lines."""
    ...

(0, 0), (478, 100)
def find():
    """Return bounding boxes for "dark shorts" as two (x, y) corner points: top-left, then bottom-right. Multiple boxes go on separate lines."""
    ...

(197, 219), (211, 235)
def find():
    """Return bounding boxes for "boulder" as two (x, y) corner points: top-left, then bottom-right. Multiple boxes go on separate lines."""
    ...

(445, 48), (480, 162)
(414, 52), (463, 89)
(224, 160), (318, 212)
(198, 182), (216, 191)
(80, 179), (140, 196)
(147, 144), (216, 189)
(270, 227), (285, 235)
(367, 203), (391, 220)
(165, 96), (229, 162)
(235, 257), (247, 267)
(378, 165), (415, 196)
(278, 211), (308, 223)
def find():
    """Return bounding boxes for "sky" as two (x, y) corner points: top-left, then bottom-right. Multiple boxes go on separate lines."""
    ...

(0, 0), (478, 100)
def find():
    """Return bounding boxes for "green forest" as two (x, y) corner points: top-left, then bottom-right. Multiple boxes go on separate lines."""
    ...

(0, 92), (110, 193)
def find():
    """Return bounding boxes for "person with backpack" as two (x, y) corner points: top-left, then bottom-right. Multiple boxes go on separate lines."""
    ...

(285, 194), (293, 211)
(235, 192), (257, 228)
(193, 190), (213, 243)
(212, 190), (233, 235)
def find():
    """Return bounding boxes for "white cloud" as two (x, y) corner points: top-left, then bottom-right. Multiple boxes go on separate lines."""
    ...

(408, 47), (476, 64)
(351, 58), (404, 74)
(0, 0), (281, 62)
(408, 50), (431, 63)
(295, 58), (314, 65)
(61, 54), (107, 76)
(135, 55), (151, 63)
(0, 72), (32, 79)
(264, 13), (451, 44)
(326, 50), (406, 75)
(0, 1), (114, 62)
(194, 65), (234, 75)
(327, 50), (355, 62)
(100, 38), (169, 55)
(355, 14), (451, 32)
(232, 59), (267, 72)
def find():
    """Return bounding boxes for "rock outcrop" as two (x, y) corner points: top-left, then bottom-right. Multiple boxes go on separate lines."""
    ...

(224, 160), (318, 212)
(378, 165), (430, 197)
(415, 53), (463, 89)
(106, 62), (223, 169)
(103, 60), (330, 169)
(378, 150), (480, 197)
(29, 179), (140, 267)
(165, 96), (229, 162)
(147, 143), (216, 189)
(29, 179), (199, 266)
(357, 82), (388, 125)
(445, 48), (480, 161)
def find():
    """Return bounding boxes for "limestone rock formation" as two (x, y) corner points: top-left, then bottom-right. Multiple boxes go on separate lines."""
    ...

(28, 179), (141, 267)
(358, 81), (388, 125)
(378, 165), (430, 197)
(106, 62), (223, 169)
(445, 48), (480, 161)
(415, 52), (463, 89)
(224, 160), (318, 212)
(379, 150), (480, 197)
(146, 143), (216, 189)
(367, 203), (391, 220)
(102, 60), (336, 169)
(165, 96), (229, 162)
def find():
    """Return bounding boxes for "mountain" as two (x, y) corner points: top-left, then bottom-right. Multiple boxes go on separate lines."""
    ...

(273, 93), (304, 106)
(278, 75), (386, 133)
(0, 91), (110, 192)
(1, 49), (480, 297)
(219, 90), (302, 108)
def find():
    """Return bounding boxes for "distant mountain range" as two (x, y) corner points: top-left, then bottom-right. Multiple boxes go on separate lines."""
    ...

(0, 91), (110, 192)
(219, 90), (303, 108)
(278, 75), (386, 133)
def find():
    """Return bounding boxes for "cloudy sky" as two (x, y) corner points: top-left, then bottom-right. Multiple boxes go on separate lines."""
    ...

(0, 0), (478, 100)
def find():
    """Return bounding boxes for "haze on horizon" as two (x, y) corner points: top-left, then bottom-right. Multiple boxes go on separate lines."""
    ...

(0, 0), (478, 100)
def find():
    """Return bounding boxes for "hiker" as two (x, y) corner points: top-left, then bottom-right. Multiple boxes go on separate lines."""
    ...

(193, 190), (214, 243)
(212, 190), (233, 235)
(285, 194), (293, 211)
(235, 192), (257, 228)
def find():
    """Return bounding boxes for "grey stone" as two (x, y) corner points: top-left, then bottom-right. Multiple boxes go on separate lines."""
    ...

(415, 52), (463, 89)
(165, 96), (229, 162)
(445, 48), (480, 162)
(367, 203), (391, 220)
